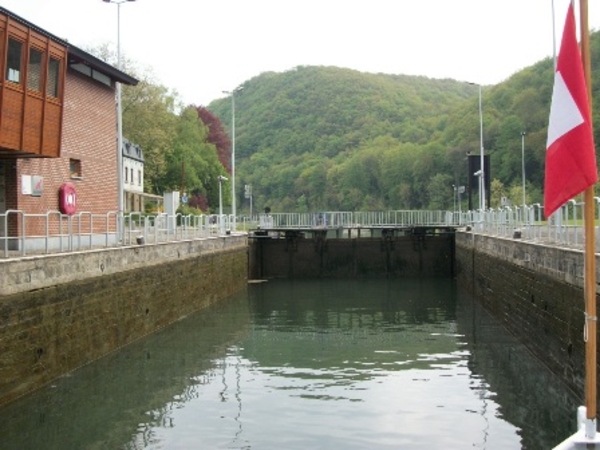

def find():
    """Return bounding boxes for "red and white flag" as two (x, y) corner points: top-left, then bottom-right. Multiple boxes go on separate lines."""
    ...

(544, 2), (597, 218)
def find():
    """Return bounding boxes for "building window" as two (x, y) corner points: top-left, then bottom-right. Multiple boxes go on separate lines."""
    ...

(138, 170), (142, 186)
(70, 159), (82, 179)
(130, 168), (133, 186)
(47, 57), (60, 97)
(6, 38), (23, 84)
(28, 48), (43, 92)
(124, 166), (128, 183)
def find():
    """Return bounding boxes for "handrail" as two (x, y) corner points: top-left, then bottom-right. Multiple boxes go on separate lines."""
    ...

(1, 202), (598, 258)
(0, 209), (242, 258)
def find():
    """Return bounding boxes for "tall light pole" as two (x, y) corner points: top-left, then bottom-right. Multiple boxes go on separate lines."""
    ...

(222, 87), (243, 230)
(467, 82), (485, 211)
(521, 131), (526, 208)
(452, 184), (457, 214)
(218, 175), (228, 235)
(103, 0), (135, 239)
(477, 84), (485, 211)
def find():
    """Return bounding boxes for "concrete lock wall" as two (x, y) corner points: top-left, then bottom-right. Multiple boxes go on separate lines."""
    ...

(454, 231), (596, 401)
(249, 233), (455, 279)
(0, 236), (248, 406)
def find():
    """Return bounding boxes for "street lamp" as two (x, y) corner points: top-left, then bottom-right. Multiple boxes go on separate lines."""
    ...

(103, 0), (136, 240)
(222, 86), (243, 230)
(521, 131), (526, 208)
(452, 184), (457, 214)
(477, 84), (485, 211)
(245, 184), (253, 218)
(467, 82), (485, 211)
(218, 175), (228, 234)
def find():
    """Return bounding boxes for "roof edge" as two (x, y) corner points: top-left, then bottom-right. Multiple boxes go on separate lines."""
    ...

(0, 7), (138, 86)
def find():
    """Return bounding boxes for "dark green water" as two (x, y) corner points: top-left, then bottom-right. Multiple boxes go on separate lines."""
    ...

(0, 279), (579, 449)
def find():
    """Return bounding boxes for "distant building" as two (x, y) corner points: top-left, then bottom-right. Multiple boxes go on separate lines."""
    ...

(0, 7), (138, 248)
(122, 138), (144, 212)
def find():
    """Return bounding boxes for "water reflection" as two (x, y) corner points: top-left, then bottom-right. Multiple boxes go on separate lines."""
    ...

(0, 292), (252, 450)
(0, 279), (579, 449)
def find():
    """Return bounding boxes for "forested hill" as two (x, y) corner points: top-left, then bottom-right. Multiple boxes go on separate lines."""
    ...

(209, 32), (600, 213)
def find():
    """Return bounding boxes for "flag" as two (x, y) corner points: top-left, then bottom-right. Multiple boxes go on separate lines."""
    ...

(544, 2), (597, 218)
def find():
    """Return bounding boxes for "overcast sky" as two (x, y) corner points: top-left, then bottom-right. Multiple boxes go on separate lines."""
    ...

(2, 0), (600, 107)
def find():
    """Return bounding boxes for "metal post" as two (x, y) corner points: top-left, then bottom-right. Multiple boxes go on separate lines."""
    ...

(103, 0), (136, 240)
(222, 87), (243, 231)
(218, 175), (227, 235)
(521, 131), (526, 208)
(452, 185), (456, 215)
(231, 93), (236, 228)
(478, 84), (485, 211)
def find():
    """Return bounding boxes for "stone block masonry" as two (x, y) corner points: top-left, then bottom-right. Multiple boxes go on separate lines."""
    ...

(0, 236), (248, 406)
(455, 231), (594, 401)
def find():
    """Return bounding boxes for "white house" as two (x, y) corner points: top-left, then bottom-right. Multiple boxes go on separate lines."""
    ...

(122, 138), (144, 212)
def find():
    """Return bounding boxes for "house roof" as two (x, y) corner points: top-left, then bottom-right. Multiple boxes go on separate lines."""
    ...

(0, 7), (138, 86)
(123, 138), (144, 162)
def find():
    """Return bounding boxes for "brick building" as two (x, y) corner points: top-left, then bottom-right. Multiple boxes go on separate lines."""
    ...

(0, 7), (138, 249)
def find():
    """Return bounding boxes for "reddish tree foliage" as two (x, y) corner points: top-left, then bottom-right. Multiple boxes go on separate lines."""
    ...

(196, 106), (232, 174)
(189, 192), (209, 211)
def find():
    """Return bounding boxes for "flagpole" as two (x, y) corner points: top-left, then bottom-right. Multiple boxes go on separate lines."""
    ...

(579, 0), (597, 428)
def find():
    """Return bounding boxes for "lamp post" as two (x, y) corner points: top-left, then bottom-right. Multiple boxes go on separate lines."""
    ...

(103, 0), (135, 240)
(467, 82), (485, 211)
(222, 86), (243, 230)
(218, 175), (228, 235)
(245, 184), (253, 219)
(477, 84), (485, 211)
(452, 184), (457, 214)
(521, 131), (526, 208)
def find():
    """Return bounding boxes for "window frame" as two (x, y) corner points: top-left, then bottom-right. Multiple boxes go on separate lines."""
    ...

(27, 46), (44, 92)
(6, 37), (24, 85)
(69, 159), (82, 179)
(46, 55), (61, 98)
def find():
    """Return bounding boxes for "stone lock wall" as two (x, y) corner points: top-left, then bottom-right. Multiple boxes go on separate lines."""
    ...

(454, 231), (594, 400)
(0, 236), (248, 405)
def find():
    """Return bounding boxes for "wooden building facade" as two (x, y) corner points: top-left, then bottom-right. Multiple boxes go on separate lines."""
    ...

(0, 7), (138, 248)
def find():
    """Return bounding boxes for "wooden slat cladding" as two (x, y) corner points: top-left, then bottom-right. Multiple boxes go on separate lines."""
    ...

(0, 12), (66, 158)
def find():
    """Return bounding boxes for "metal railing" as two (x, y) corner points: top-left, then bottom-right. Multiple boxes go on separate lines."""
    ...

(250, 202), (600, 253)
(255, 210), (454, 230)
(0, 210), (237, 258)
(3, 200), (599, 258)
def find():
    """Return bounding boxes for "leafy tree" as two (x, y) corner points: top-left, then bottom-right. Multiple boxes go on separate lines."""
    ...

(195, 106), (231, 173)
(122, 80), (179, 195)
(427, 173), (454, 210)
(490, 179), (507, 209)
(163, 107), (227, 212)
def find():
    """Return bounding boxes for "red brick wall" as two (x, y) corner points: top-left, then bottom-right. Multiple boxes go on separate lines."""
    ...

(14, 69), (118, 235)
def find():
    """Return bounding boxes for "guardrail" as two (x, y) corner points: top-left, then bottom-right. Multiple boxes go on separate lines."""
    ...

(0, 210), (236, 258)
(251, 201), (600, 253)
(3, 200), (599, 258)
(256, 210), (455, 229)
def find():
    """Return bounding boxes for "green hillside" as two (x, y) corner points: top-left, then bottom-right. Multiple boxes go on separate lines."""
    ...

(209, 32), (600, 213)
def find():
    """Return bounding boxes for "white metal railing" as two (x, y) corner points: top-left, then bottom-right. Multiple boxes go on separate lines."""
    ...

(0, 210), (237, 258)
(253, 202), (600, 252)
(3, 201), (599, 258)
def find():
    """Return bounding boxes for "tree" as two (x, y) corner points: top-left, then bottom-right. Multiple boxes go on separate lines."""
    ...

(195, 106), (231, 173)
(163, 107), (228, 212)
(427, 173), (454, 210)
(490, 179), (507, 209)
(122, 80), (179, 194)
